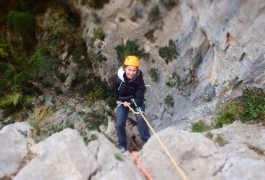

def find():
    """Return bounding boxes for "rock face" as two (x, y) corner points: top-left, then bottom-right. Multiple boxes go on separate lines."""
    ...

(140, 121), (265, 180)
(1, 121), (265, 180)
(0, 122), (33, 179)
(0, 123), (144, 180)
(14, 128), (97, 180)
(74, 0), (265, 130)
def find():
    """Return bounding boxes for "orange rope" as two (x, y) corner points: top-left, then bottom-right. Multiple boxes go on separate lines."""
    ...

(124, 103), (189, 180)
(131, 152), (153, 180)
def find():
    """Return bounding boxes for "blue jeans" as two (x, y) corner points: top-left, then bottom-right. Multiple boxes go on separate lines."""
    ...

(116, 104), (151, 149)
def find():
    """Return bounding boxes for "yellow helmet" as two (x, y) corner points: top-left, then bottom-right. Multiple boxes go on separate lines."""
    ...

(124, 56), (139, 67)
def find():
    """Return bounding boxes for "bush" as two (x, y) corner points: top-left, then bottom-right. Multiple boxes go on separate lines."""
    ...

(148, 5), (160, 23)
(166, 72), (181, 87)
(214, 87), (265, 128)
(164, 95), (174, 107)
(83, 112), (107, 131)
(160, 0), (179, 10)
(93, 27), (105, 40)
(29, 106), (54, 140)
(159, 39), (179, 64)
(148, 68), (158, 82)
(191, 120), (212, 132)
(7, 11), (36, 35)
(115, 40), (149, 64)
(88, 0), (108, 9)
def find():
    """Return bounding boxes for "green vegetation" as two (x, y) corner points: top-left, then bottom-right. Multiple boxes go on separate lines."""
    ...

(86, 80), (113, 106)
(115, 39), (149, 64)
(29, 106), (54, 140)
(83, 111), (107, 131)
(205, 131), (213, 139)
(88, 0), (108, 9)
(138, 0), (151, 4)
(191, 120), (212, 132)
(148, 5), (161, 23)
(46, 122), (74, 136)
(214, 134), (228, 147)
(114, 153), (124, 161)
(7, 11), (36, 35)
(160, 0), (179, 10)
(164, 95), (174, 107)
(81, 133), (98, 144)
(93, 27), (105, 40)
(214, 87), (265, 128)
(148, 68), (159, 82)
(166, 72), (188, 88)
(159, 39), (179, 64)
(0, 1), (86, 118)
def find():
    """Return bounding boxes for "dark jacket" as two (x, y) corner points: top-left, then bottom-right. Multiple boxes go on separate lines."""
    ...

(115, 67), (146, 107)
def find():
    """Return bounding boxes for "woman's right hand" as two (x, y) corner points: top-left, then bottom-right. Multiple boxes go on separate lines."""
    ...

(123, 101), (131, 107)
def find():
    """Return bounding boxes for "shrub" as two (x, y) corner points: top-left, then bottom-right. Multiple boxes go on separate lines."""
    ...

(115, 40), (149, 64)
(114, 153), (124, 161)
(46, 121), (74, 136)
(0, 48), (8, 57)
(83, 112), (107, 131)
(7, 11), (36, 35)
(86, 82), (109, 106)
(107, 95), (116, 110)
(160, 0), (179, 10)
(164, 95), (174, 107)
(93, 27), (105, 40)
(214, 87), (265, 128)
(166, 72), (182, 87)
(0, 92), (22, 107)
(148, 5), (160, 23)
(159, 39), (179, 64)
(139, 0), (151, 4)
(191, 120), (212, 132)
(148, 68), (158, 82)
(29, 106), (54, 140)
(88, 0), (108, 9)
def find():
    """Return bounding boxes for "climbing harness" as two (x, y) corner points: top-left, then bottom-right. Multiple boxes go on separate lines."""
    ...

(120, 100), (189, 180)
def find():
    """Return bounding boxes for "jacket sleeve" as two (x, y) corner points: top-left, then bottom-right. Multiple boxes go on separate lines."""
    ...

(132, 76), (146, 107)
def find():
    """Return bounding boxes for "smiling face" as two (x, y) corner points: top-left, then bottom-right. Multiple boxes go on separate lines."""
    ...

(124, 65), (138, 79)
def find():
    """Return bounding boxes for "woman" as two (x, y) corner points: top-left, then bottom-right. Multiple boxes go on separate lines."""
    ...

(115, 55), (151, 152)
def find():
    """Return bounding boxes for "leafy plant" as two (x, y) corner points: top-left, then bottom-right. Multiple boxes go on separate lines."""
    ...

(115, 40), (149, 64)
(164, 95), (174, 107)
(191, 120), (212, 132)
(0, 48), (8, 57)
(160, 0), (179, 10)
(166, 72), (182, 88)
(86, 83), (107, 106)
(214, 87), (265, 128)
(139, 0), (151, 4)
(88, 0), (108, 9)
(46, 121), (74, 136)
(148, 68), (158, 82)
(214, 134), (228, 147)
(83, 112), (107, 131)
(7, 10), (36, 35)
(29, 106), (54, 140)
(114, 153), (124, 161)
(148, 5), (160, 23)
(93, 27), (105, 40)
(159, 39), (179, 64)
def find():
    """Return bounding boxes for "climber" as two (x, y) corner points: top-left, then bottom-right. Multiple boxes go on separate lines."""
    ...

(115, 55), (151, 152)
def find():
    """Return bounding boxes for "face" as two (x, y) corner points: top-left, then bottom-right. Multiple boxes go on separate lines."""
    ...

(124, 65), (137, 79)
